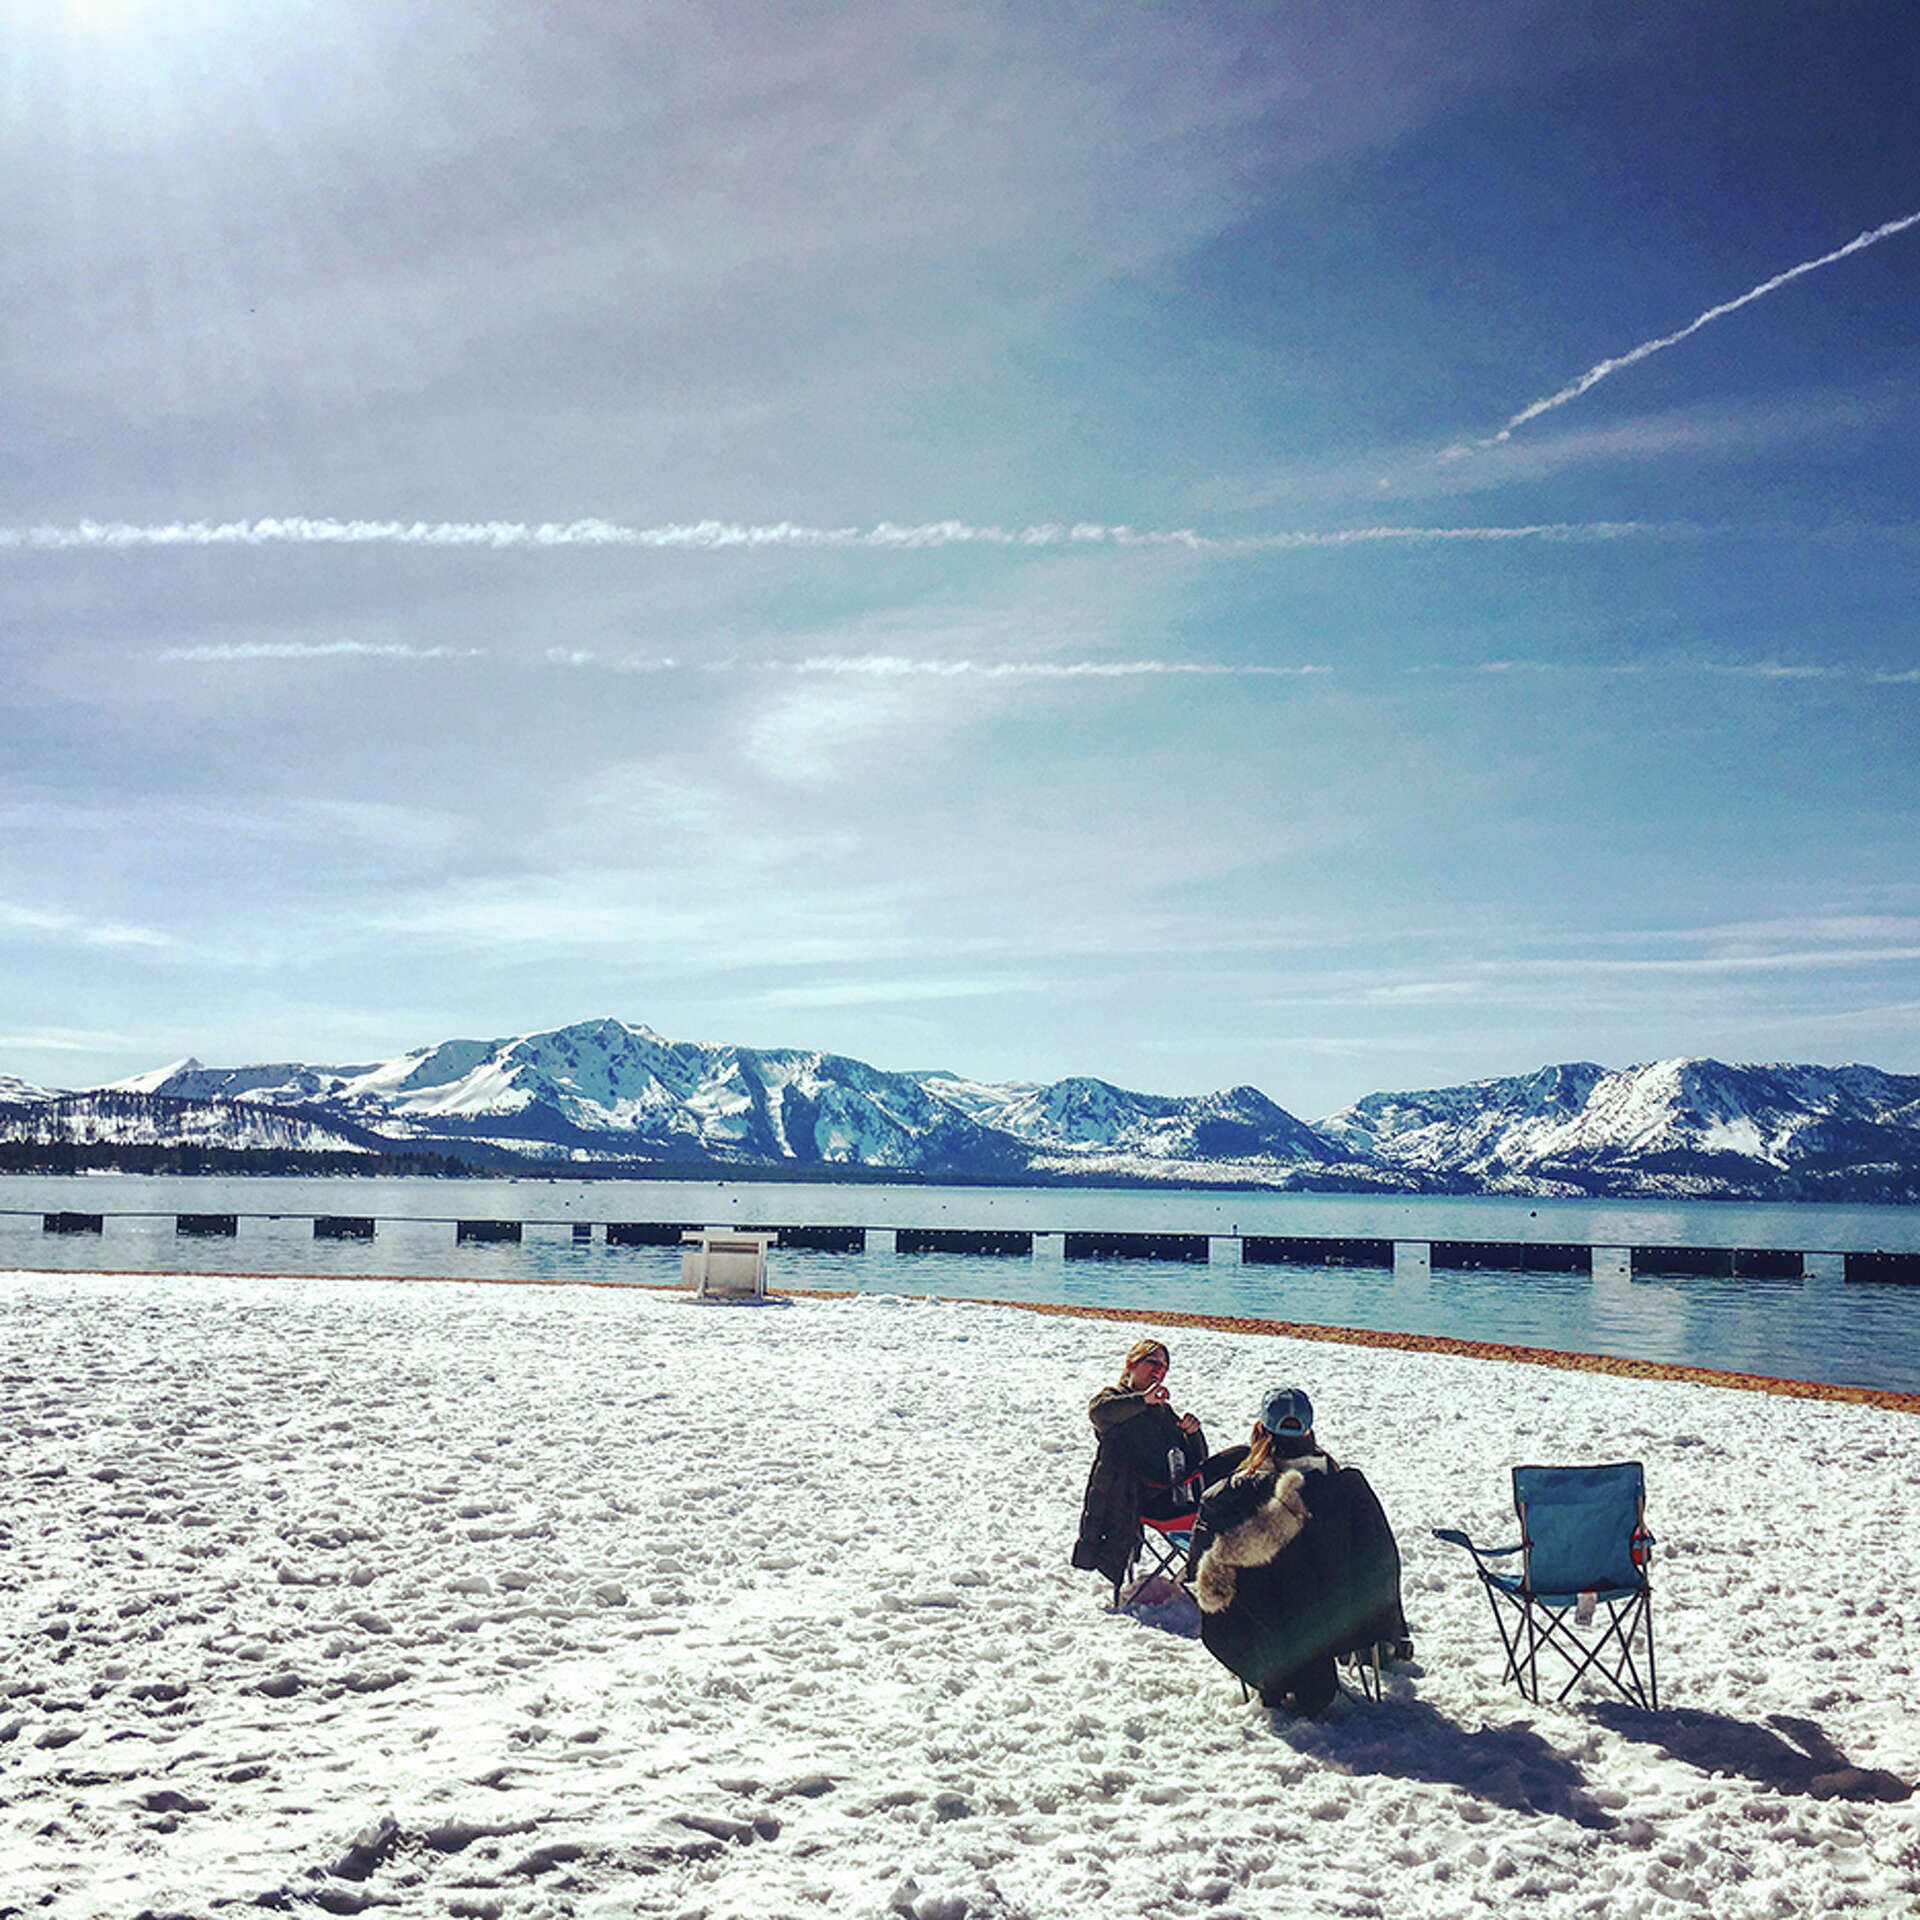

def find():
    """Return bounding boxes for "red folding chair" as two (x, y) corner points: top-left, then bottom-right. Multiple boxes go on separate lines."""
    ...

(1114, 1468), (1205, 1607)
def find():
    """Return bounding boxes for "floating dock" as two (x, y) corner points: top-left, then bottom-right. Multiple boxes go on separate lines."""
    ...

(1241, 1235), (1395, 1269)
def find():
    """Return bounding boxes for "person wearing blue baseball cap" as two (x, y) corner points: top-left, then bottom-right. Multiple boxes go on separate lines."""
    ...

(1257, 1384), (1314, 1441)
(1185, 1385), (1409, 1714)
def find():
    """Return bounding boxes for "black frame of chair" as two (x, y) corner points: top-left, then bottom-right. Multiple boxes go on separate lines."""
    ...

(1341, 1642), (1385, 1702)
(1114, 1511), (1196, 1607)
(1234, 1643), (1387, 1709)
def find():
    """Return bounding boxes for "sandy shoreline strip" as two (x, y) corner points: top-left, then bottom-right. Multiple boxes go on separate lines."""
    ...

(978, 1294), (1920, 1416)
(14, 1261), (1918, 1416)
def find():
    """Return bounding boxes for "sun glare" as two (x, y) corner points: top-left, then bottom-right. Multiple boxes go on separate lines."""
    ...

(68, 0), (143, 31)
(67, 0), (225, 35)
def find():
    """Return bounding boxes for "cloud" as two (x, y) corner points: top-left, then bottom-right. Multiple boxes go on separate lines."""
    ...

(1564, 913), (1920, 955)
(772, 655), (1329, 680)
(0, 900), (174, 950)
(166, 639), (1920, 687)
(542, 649), (1329, 680)
(1411, 658), (1920, 686)
(754, 976), (1036, 1010)
(725, 634), (1337, 787)
(157, 640), (486, 661)
(0, 1027), (147, 1056)
(1507, 947), (1920, 977)
(741, 675), (940, 787)
(287, 800), (468, 861)
(1364, 980), (1485, 1003)
(9, 3), (1572, 436)
(8, 513), (1722, 558)
(1454, 207), (1920, 453)
(1758, 996), (1920, 1031)
(368, 868), (929, 970)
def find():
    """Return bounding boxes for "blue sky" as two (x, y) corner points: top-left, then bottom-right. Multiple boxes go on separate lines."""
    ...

(2, 0), (1917, 1119)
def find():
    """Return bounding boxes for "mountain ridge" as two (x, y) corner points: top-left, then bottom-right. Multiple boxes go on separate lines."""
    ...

(0, 1018), (1914, 1198)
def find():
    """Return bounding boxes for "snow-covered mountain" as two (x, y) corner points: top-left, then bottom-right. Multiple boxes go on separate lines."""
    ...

(85, 1019), (1342, 1181)
(15, 1026), (1918, 1194)
(921, 1073), (1341, 1178)
(101, 1023), (1040, 1174)
(1316, 1058), (1920, 1199)
(0, 1091), (382, 1155)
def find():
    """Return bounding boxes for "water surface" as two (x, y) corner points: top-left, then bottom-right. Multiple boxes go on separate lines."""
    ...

(4, 1173), (1915, 1393)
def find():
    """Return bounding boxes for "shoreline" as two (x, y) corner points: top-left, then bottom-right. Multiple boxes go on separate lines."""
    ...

(11, 1261), (1918, 1416)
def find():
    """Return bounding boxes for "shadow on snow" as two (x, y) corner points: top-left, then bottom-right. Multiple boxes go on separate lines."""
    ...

(1588, 1703), (1913, 1804)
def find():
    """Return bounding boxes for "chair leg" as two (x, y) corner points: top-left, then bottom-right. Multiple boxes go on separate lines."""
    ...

(1509, 1590), (1656, 1710)
(1116, 1530), (1190, 1608)
(1479, 1579), (1536, 1701)
(1645, 1594), (1657, 1711)
(1343, 1644), (1383, 1702)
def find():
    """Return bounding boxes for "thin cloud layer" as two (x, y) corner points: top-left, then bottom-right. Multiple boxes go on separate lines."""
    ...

(3, 6), (1918, 1107)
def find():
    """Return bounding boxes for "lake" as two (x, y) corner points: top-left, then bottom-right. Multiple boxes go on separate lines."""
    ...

(4, 1172), (1917, 1394)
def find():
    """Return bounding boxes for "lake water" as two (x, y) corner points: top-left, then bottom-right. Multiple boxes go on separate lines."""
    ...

(4, 1173), (1918, 1394)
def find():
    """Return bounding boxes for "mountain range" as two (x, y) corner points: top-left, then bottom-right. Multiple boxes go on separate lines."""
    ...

(1, 1018), (1917, 1200)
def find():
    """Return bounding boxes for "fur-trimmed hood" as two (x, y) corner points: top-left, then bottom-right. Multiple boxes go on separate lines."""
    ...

(1193, 1467), (1309, 1614)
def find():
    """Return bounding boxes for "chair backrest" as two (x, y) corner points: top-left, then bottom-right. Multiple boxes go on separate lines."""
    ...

(1512, 1462), (1646, 1594)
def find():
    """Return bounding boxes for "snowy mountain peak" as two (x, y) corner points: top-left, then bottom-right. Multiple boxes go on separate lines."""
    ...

(106, 1056), (205, 1094)
(37, 1027), (1920, 1196)
(1319, 1055), (1920, 1197)
(70, 1017), (1338, 1179)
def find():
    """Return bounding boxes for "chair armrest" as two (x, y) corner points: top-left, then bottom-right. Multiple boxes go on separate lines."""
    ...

(1432, 1528), (1522, 1562)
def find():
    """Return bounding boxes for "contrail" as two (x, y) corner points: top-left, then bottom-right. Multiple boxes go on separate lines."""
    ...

(575, 652), (1914, 685)
(1456, 208), (1920, 452)
(781, 655), (1329, 679)
(164, 640), (1917, 685)
(2, 516), (1208, 552)
(541, 651), (1333, 680)
(157, 640), (484, 662)
(3, 514), (1698, 554)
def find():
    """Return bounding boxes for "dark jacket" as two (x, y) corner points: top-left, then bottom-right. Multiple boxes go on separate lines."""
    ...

(1070, 1387), (1208, 1585)
(1184, 1442), (1405, 1698)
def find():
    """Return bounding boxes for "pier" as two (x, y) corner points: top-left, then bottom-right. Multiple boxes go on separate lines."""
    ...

(5, 1208), (1916, 1282)
(1242, 1235), (1395, 1269)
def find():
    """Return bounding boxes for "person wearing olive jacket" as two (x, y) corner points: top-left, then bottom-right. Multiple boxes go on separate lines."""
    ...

(1071, 1338), (1209, 1591)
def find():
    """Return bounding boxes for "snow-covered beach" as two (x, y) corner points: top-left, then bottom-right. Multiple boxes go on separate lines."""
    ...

(5, 1267), (1917, 1919)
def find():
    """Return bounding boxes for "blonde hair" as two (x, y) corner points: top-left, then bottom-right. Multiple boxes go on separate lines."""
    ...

(1120, 1337), (1170, 1385)
(1236, 1424), (1278, 1483)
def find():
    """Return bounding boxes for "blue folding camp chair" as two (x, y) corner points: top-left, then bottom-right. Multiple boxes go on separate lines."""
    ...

(1435, 1461), (1656, 1709)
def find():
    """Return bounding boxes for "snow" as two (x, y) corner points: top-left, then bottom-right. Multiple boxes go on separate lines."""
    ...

(0, 1096), (378, 1154)
(102, 1056), (204, 1096)
(70, 1027), (1920, 1193)
(1315, 1058), (1920, 1192)
(4, 1267), (1917, 1920)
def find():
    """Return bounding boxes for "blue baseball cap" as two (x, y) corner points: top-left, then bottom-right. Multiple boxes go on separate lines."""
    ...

(1259, 1386), (1314, 1435)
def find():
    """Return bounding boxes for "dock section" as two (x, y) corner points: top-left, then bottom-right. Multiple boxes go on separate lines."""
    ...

(4, 1208), (1917, 1283)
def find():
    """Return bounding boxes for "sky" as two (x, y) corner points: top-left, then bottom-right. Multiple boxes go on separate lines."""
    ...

(3, 0), (1919, 1121)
